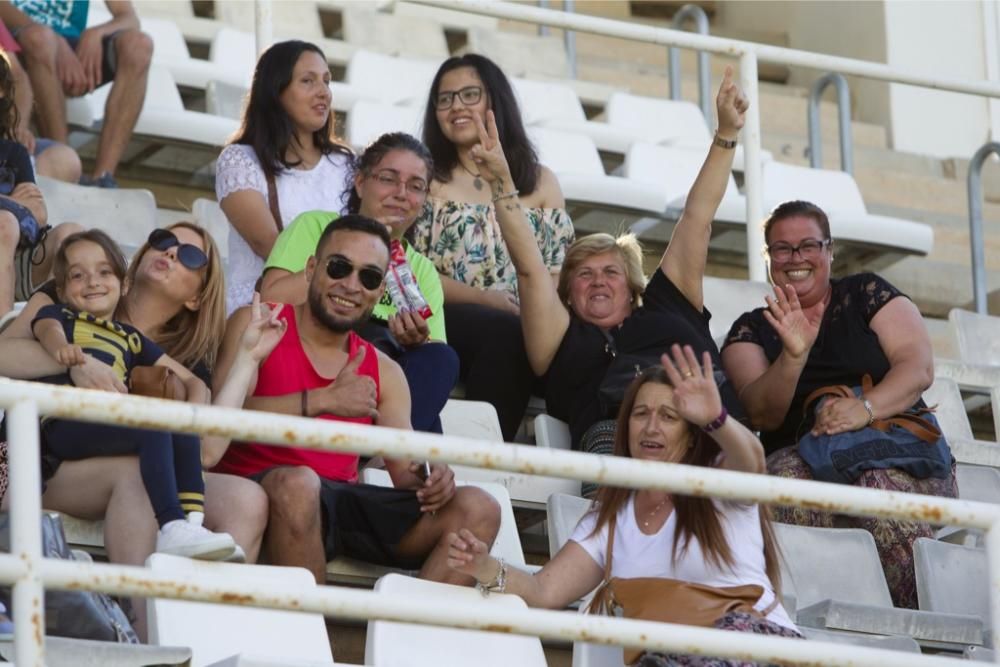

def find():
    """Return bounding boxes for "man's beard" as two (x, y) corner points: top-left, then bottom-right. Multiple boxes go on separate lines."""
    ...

(307, 282), (373, 334)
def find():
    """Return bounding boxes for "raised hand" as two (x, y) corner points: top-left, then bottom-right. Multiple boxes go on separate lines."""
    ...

(239, 293), (288, 362)
(317, 345), (379, 419)
(716, 65), (749, 140)
(469, 110), (514, 188)
(660, 344), (723, 428)
(762, 284), (823, 361)
(446, 528), (494, 581)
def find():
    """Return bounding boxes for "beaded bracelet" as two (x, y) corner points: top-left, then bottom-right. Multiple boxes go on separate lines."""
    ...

(476, 557), (507, 597)
(492, 190), (519, 203)
(702, 406), (728, 433)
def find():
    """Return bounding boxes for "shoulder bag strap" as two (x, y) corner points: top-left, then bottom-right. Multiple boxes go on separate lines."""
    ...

(265, 170), (283, 232)
(872, 412), (943, 444)
(801, 383), (855, 416)
(600, 328), (616, 358)
(586, 514), (617, 615)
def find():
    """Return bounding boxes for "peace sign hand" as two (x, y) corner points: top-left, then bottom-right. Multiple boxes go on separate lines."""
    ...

(240, 292), (288, 363)
(716, 65), (749, 139)
(469, 110), (514, 189)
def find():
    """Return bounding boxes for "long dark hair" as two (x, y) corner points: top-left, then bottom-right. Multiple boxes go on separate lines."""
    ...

(0, 53), (19, 141)
(343, 132), (434, 214)
(231, 40), (351, 179)
(590, 367), (783, 595)
(422, 53), (540, 195)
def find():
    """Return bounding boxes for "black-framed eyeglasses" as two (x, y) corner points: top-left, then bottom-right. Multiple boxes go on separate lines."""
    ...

(434, 85), (483, 110)
(369, 170), (429, 196)
(766, 238), (831, 262)
(324, 255), (384, 291)
(148, 229), (209, 270)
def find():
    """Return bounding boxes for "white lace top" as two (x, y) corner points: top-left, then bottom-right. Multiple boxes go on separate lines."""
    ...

(215, 144), (352, 314)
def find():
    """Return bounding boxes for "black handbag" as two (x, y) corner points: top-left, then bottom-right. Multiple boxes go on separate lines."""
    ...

(597, 329), (651, 417)
(0, 513), (139, 643)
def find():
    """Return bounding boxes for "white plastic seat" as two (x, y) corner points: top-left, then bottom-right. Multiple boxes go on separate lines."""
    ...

(702, 276), (773, 345)
(913, 538), (988, 621)
(143, 18), (248, 91)
(572, 641), (624, 667)
(344, 50), (440, 108)
(133, 65), (240, 147)
(534, 414), (571, 451)
(345, 100), (423, 152)
(215, 0), (325, 41)
(342, 6), (449, 59)
(192, 198), (231, 261)
(365, 573), (547, 666)
(440, 399), (505, 442)
(147, 553), (335, 667)
(949, 308), (1000, 366)
(922, 377), (1000, 468)
(37, 175), (157, 254)
(546, 492), (591, 557)
(761, 161), (933, 257)
(464, 28), (568, 79)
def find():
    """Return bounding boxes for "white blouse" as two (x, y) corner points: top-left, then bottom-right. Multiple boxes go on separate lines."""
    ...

(215, 144), (352, 314)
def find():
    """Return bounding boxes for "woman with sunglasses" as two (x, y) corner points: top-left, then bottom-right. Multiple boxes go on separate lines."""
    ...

(0, 222), (279, 636)
(217, 40), (353, 315)
(260, 132), (458, 433)
(720, 200), (954, 609)
(411, 53), (574, 441)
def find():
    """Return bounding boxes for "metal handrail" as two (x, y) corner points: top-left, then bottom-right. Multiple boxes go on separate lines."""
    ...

(537, 0), (578, 79)
(4, 380), (1000, 666)
(411, 0), (1000, 283)
(807, 72), (854, 174)
(668, 4), (712, 122)
(967, 142), (1000, 314)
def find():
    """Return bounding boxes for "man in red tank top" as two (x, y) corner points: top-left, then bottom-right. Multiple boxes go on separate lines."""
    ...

(209, 215), (500, 584)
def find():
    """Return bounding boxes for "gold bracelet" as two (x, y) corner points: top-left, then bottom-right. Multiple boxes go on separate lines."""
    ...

(492, 190), (519, 203)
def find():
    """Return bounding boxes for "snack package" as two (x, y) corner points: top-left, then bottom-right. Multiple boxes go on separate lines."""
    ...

(385, 240), (433, 320)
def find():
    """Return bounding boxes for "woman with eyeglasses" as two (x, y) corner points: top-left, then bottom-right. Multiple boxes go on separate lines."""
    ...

(720, 200), (955, 609)
(0, 222), (283, 636)
(216, 40), (352, 315)
(258, 132), (458, 433)
(411, 53), (574, 441)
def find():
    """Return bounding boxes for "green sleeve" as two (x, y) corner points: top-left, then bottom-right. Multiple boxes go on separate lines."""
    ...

(264, 210), (340, 273)
(406, 245), (447, 343)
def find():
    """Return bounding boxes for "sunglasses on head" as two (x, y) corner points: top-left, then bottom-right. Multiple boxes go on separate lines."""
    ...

(324, 255), (384, 291)
(148, 229), (209, 270)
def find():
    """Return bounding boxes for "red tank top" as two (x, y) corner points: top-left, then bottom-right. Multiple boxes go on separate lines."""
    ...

(214, 303), (380, 482)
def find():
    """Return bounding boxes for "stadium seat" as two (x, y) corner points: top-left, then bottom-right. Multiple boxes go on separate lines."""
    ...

(464, 28), (569, 79)
(365, 573), (547, 667)
(345, 100), (424, 152)
(0, 635), (192, 667)
(192, 198), (232, 262)
(343, 50), (440, 108)
(534, 414), (572, 451)
(143, 18), (248, 92)
(571, 640), (624, 667)
(37, 176), (157, 254)
(546, 493), (591, 557)
(773, 523), (983, 648)
(342, 6), (449, 59)
(215, 0), (326, 42)
(133, 0), (225, 44)
(701, 276), (772, 345)
(440, 399), (505, 442)
(147, 553), (335, 667)
(922, 377), (1000, 468)
(796, 628), (921, 653)
(965, 646), (997, 662)
(912, 538), (988, 623)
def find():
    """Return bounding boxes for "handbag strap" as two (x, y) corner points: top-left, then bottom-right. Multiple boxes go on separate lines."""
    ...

(600, 328), (616, 358)
(265, 170), (284, 232)
(871, 412), (942, 444)
(801, 383), (855, 416)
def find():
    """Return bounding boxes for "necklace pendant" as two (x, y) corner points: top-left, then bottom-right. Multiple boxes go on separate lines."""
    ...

(473, 176), (483, 191)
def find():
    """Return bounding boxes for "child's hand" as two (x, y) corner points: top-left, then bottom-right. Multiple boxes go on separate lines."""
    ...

(56, 344), (86, 367)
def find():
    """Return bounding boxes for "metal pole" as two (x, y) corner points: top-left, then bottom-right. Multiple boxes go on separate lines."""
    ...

(667, 4), (712, 121)
(564, 0), (577, 79)
(538, 0), (549, 35)
(740, 52), (766, 282)
(967, 142), (1000, 314)
(253, 0), (274, 58)
(807, 73), (854, 174)
(985, 521), (1000, 664)
(7, 401), (44, 667)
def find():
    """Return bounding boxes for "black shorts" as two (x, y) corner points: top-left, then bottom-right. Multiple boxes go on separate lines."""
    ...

(65, 31), (119, 87)
(253, 469), (424, 569)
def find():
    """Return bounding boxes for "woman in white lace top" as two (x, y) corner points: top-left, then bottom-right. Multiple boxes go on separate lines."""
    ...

(215, 40), (352, 314)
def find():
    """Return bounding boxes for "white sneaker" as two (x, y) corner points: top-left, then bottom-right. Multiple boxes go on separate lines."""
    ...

(157, 519), (236, 561)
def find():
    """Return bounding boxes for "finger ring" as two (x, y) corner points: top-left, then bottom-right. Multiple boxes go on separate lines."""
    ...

(684, 371), (695, 379)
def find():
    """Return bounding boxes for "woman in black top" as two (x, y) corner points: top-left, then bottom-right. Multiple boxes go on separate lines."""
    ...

(469, 67), (748, 495)
(720, 199), (956, 609)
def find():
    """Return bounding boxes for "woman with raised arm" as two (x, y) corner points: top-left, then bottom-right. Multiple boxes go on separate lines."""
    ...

(467, 67), (748, 494)
(0, 222), (283, 636)
(216, 40), (352, 315)
(720, 200), (955, 609)
(447, 347), (799, 666)
(412, 54), (574, 440)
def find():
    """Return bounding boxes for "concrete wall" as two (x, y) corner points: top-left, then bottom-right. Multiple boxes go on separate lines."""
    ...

(717, 0), (994, 159)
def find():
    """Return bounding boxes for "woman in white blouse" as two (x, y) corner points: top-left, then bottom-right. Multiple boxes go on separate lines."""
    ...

(215, 40), (352, 314)
(447, 345), (801, 666)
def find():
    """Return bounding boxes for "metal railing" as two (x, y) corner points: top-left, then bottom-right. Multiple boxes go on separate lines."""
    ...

(410, 0), (1000, 283)
(967, 142), (1000, 314)
(668, 4), (712, 122)
(807, 73), (854, 174)
(537, 0), (577, 79)
(2, 379), (999, 666)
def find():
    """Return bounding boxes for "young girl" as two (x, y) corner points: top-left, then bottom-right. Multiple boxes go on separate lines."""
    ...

(30, 229), (236, 560)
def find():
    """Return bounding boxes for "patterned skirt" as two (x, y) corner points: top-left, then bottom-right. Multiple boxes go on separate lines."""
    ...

(636, 611), (803, 667)
(766, 446), (958, 609)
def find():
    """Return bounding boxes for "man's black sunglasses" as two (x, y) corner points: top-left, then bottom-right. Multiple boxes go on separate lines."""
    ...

(325, 256), (384, 291)
(148, 229), (209, 270)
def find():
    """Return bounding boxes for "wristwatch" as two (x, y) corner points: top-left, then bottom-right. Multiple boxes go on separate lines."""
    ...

(713, 133), (737, 149)
(861, 398), (875, 426)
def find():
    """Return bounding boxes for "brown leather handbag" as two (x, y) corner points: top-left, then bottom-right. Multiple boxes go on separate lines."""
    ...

(128, 366), (186, 401)
(586, 516), (775, 665)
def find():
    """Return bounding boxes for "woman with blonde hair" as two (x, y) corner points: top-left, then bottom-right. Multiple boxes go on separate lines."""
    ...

(0, 221), (283, 636)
